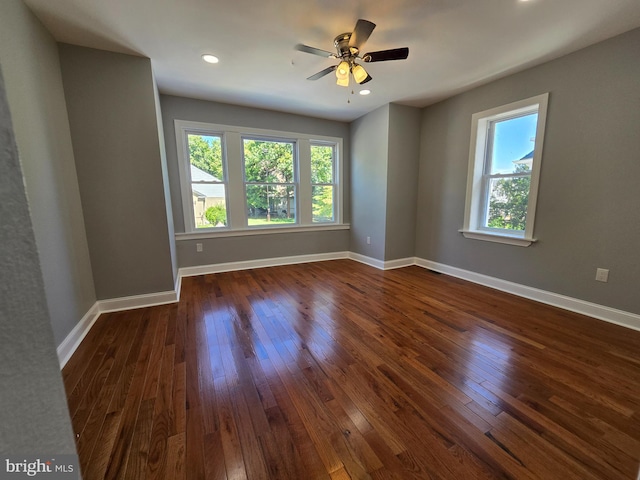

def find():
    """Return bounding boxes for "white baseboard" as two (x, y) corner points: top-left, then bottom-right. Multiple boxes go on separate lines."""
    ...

(97, 289), (179, 314)
(348, 252), (415, 270)
(348, 252), (386, 270)
(57, 302), (100, 368)
(179, 251), (350, 277)
(415, 258), (640, 332)
(382, 257), (417, 270)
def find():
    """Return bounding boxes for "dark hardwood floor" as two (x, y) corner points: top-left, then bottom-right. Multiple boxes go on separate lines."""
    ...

(62, 260), (640, 479)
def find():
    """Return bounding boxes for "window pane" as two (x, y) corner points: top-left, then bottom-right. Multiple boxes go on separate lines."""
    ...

(246, 185), (296, 226)
(489, 113), (538, 174)
(311, 145), (334, 184)
(192, 184), (227, 228)
(312, 185), (334, 223)
(188, 134), (223, 179)
(188, 133), (227, 229)
(485, 176), (531, 231)
(244, 139), (294, 183)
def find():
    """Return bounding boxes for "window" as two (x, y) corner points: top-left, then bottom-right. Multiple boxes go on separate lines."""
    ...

(175, 120), (343, 235)
(462, 93), (549, 246)
(243, 138), (296, 226)
(185, 133), (228, 230)
(311, 143), (335, 223)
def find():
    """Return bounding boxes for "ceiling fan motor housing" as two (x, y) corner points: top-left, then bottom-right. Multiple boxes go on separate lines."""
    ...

(334, 33), (357, 58)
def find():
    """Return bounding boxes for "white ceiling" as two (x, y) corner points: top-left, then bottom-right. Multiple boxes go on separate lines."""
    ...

(23, 0), (640, 122)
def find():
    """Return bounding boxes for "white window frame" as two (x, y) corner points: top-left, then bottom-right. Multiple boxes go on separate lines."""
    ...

(461, 93), (549, 247)
(175, 120), (344, 238)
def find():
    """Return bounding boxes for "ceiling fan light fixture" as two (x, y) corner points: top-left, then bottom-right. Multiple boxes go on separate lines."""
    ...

(336, 75), (349, 87)
(336, 61), (350, 80)
(352, 64), (370, 84)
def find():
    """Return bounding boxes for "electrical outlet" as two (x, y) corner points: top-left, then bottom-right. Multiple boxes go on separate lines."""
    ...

(366, 236), (371, 245)
(595, 268), (609, 283)
(196, 243), (203, 252)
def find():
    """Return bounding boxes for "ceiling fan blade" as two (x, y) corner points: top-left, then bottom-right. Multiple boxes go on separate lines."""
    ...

(349, 19), (376, 50)
(295, 44), (336, 58)
(363, 47), (409, 62)
(307, 65), (337, 81)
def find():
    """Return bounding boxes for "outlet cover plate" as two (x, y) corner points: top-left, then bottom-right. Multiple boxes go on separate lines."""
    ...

(595, 268), (609, 282)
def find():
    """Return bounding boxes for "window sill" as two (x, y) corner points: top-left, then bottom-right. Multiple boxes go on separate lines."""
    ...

(459, 229), (536, 247)
(176, 223), (350, 241)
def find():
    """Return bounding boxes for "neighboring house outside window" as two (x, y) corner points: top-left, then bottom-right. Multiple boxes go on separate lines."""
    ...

(461, 93), (549, 247)
(190, 165), (226, 228)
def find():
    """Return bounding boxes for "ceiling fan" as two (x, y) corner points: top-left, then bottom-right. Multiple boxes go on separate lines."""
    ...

(295, 19), (409, 87)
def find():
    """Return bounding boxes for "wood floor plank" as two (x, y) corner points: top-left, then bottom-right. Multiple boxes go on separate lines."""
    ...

(145, 344), (176, 480)
(64, 260), (640, 479)
(165, 433), (186, 480)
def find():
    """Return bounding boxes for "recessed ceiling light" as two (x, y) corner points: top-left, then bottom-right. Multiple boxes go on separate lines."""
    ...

(202, 54), (219, 64)
(359, 89), (371, 95)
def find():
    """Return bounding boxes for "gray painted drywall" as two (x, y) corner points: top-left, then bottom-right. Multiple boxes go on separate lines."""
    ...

(178, 230), (349, 267)
(59, 44), (176, 299)
(160, 94), (351, 267)
(416, 27), (640, 315)
(153, 75), (178, 283)
(385, 104), (421, 261)
(350, 104), (390, 260)
(0, 65), (77, 456)
(0, 0), (95, 347)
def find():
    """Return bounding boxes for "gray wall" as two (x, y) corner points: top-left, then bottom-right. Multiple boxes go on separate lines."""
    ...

(0, 64), (77, 456)
(153, 75), (178, 280)
(350, 103), (422, 262)
(416, 27), (640, 315)
(177, 230), (349, 267)
(385, 104), (421, 261)
(161, 94), (351, 267)
(59, 44), (176, 299)
(0, 0), (95, 346)
(350, 104), (390, 260)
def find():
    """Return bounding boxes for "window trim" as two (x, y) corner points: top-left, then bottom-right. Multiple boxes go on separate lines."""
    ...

(175, 120), (344, 235)
(461, 93), (549, 247)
